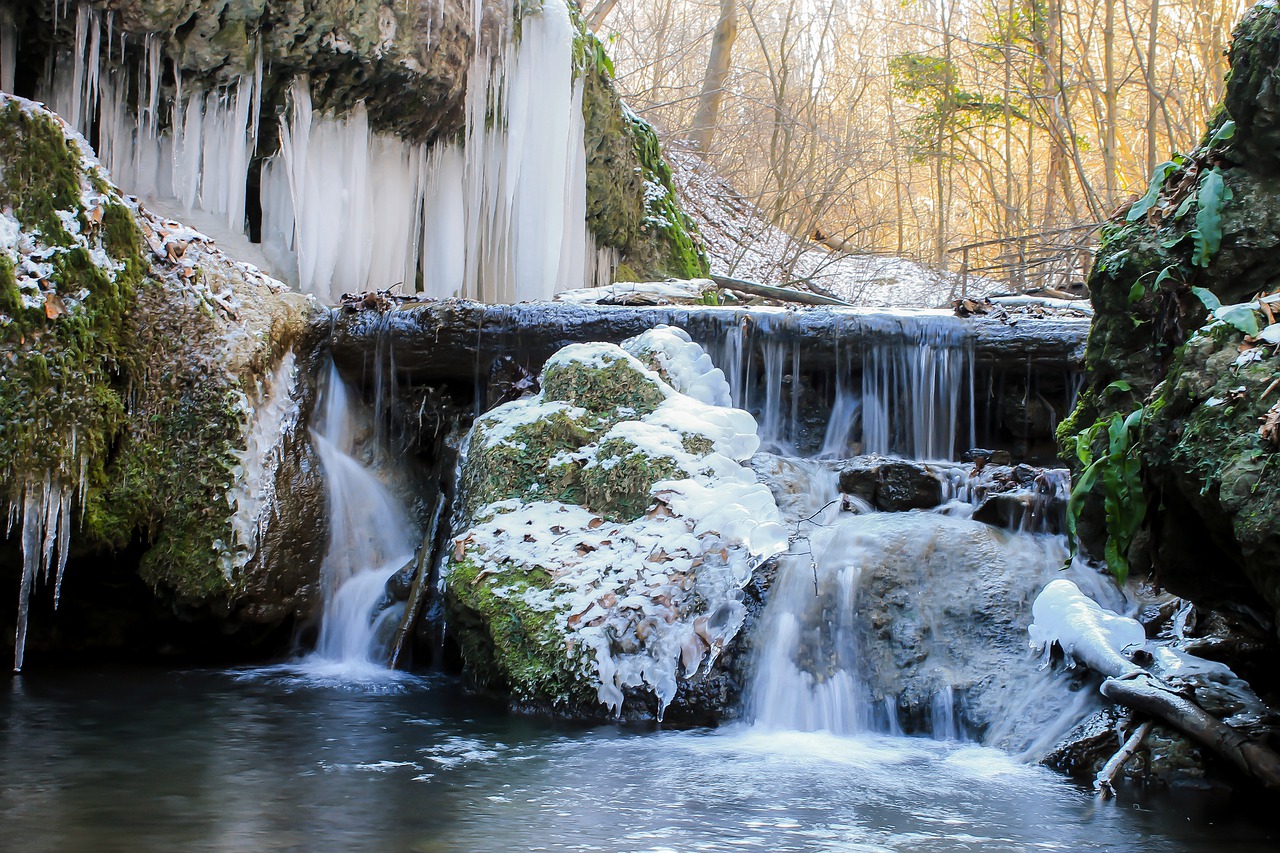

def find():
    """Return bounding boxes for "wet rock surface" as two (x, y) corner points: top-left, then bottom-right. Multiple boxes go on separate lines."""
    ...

(328, 300), (1088, 385)
(837, 457), (945, 512)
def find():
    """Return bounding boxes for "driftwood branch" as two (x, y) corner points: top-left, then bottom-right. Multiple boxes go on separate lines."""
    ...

(1094, 720), (1153, 797)
(1101, 673), (1280, 789)
(709, 274), (855, 307)
(388, 493), (448, 669)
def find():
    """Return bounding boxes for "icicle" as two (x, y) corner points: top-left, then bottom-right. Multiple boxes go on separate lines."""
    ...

(0, 14), (17, 94)
(11, 474), (78, 671)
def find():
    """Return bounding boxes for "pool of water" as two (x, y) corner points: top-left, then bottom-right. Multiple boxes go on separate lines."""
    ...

(0, 666), (1273, 852)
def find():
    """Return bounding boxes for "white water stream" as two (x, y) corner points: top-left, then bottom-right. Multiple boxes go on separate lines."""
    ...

(304, 361), (417, 677)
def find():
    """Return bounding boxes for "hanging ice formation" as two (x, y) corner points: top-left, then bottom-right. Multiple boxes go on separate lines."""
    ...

(33, 0), (614, 304)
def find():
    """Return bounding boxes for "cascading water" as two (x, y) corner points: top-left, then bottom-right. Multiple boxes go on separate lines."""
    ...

(712, 312), (976, 459)
(305, 361), (417, 675)
(744, 462), (1117, 751)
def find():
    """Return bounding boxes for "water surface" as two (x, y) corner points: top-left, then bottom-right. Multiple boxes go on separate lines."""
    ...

(0, 667), (1272, 852)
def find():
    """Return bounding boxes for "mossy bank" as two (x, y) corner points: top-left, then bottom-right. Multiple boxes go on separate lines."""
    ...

(0, 95), (322, 664)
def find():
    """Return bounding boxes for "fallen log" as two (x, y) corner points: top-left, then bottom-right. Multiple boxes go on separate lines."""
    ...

(1101, 673), (1280, 789)
(709, 274), (855, 307)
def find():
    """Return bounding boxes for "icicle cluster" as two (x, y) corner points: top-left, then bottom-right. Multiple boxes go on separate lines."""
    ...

(32, 0), (617, 304)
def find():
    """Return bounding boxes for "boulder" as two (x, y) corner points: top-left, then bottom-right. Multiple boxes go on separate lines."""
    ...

(446, 330), (787, 720)
(0, 95), (322, 663)
(838, 457), (945, 512)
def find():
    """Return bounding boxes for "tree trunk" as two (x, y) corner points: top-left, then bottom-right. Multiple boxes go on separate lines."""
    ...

(691, 0), (740, 152)
(584, 0), (620, 33)
(1103, 0), (1118, 205)
(1146, 0), (1161, 174)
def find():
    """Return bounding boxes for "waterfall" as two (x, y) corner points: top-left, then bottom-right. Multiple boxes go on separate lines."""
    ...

(710, 312), (975, 461)
(745, 465), (1106, 753)
(306, 362), (417, 672)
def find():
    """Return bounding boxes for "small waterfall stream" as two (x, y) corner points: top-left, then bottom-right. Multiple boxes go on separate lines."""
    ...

(304, 361), (417, 675)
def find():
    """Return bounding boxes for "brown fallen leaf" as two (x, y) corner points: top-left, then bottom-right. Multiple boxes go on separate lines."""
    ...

(44, 292), (65, 320)
(1260, 401), (1280, 446)
(588, 517), (605, 529)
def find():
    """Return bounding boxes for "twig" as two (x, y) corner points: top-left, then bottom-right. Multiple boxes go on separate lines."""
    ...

(1094, 720), (1153, 798)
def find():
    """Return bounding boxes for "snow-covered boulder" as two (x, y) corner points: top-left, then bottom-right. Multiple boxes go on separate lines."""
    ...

(447, 329), (786, 718)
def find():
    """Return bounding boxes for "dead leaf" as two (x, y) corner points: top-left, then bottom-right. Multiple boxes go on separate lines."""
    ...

(550, 525), (567, 535)
(1261, 401), (1280, 446)
(43, 292), (65, 320)
(588, 517), (605, 529)
(575, 542), (597, 556)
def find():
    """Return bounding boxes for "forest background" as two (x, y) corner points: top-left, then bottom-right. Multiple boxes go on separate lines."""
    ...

(586, 0), (1247, 288)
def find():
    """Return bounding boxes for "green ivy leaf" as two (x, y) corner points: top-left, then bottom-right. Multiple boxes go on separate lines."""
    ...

(1190, 285), (1221, 313)
(1128, 161), (1178, 222)
(1215, 303), (1260, 336)
(1209, 119), (1237, 146)
(1192, 168), (1232, 267)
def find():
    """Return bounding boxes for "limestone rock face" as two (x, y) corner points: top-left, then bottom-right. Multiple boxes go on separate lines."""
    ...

(0, 94), (323, 659)
(1062, 2), (1280, 636)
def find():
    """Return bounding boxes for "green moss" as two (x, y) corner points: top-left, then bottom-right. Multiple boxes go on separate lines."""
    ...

(0, 253), (20, 317)
(0, 103), (251, 609)
(571, 8), (709, 280)
(580, 437), (684, 521)
(102, 203), (141, 260)
(626, 112), (709, 279)
(462, 404), (602, 516)
(541, 353), (667, 415)
(447, 555), (595, 706)
(0, 101), (84, 245)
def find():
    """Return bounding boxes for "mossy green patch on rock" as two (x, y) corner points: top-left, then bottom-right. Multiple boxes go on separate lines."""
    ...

(461, 401), (603, 518)
(446, 553), (596, 707)
(1060, 0), (1280, 629)
(1, 95), (315, 642)
(540, 349), (667, 414)
(571, 6), (709, 280)
(0, 100), (84, 245)
(579, 435), (685, 521)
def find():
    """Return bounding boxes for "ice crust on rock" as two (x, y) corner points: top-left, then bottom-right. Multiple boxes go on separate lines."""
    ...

(453, 330), (786, 716)
(1028, 579), (1146, 676)
(623, 325), (733, 406)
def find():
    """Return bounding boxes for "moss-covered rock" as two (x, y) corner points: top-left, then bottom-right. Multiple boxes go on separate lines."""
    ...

(1061, 1), (1280, 634)
(446, 335), (784, 719)
(0, 95), (320, 663)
